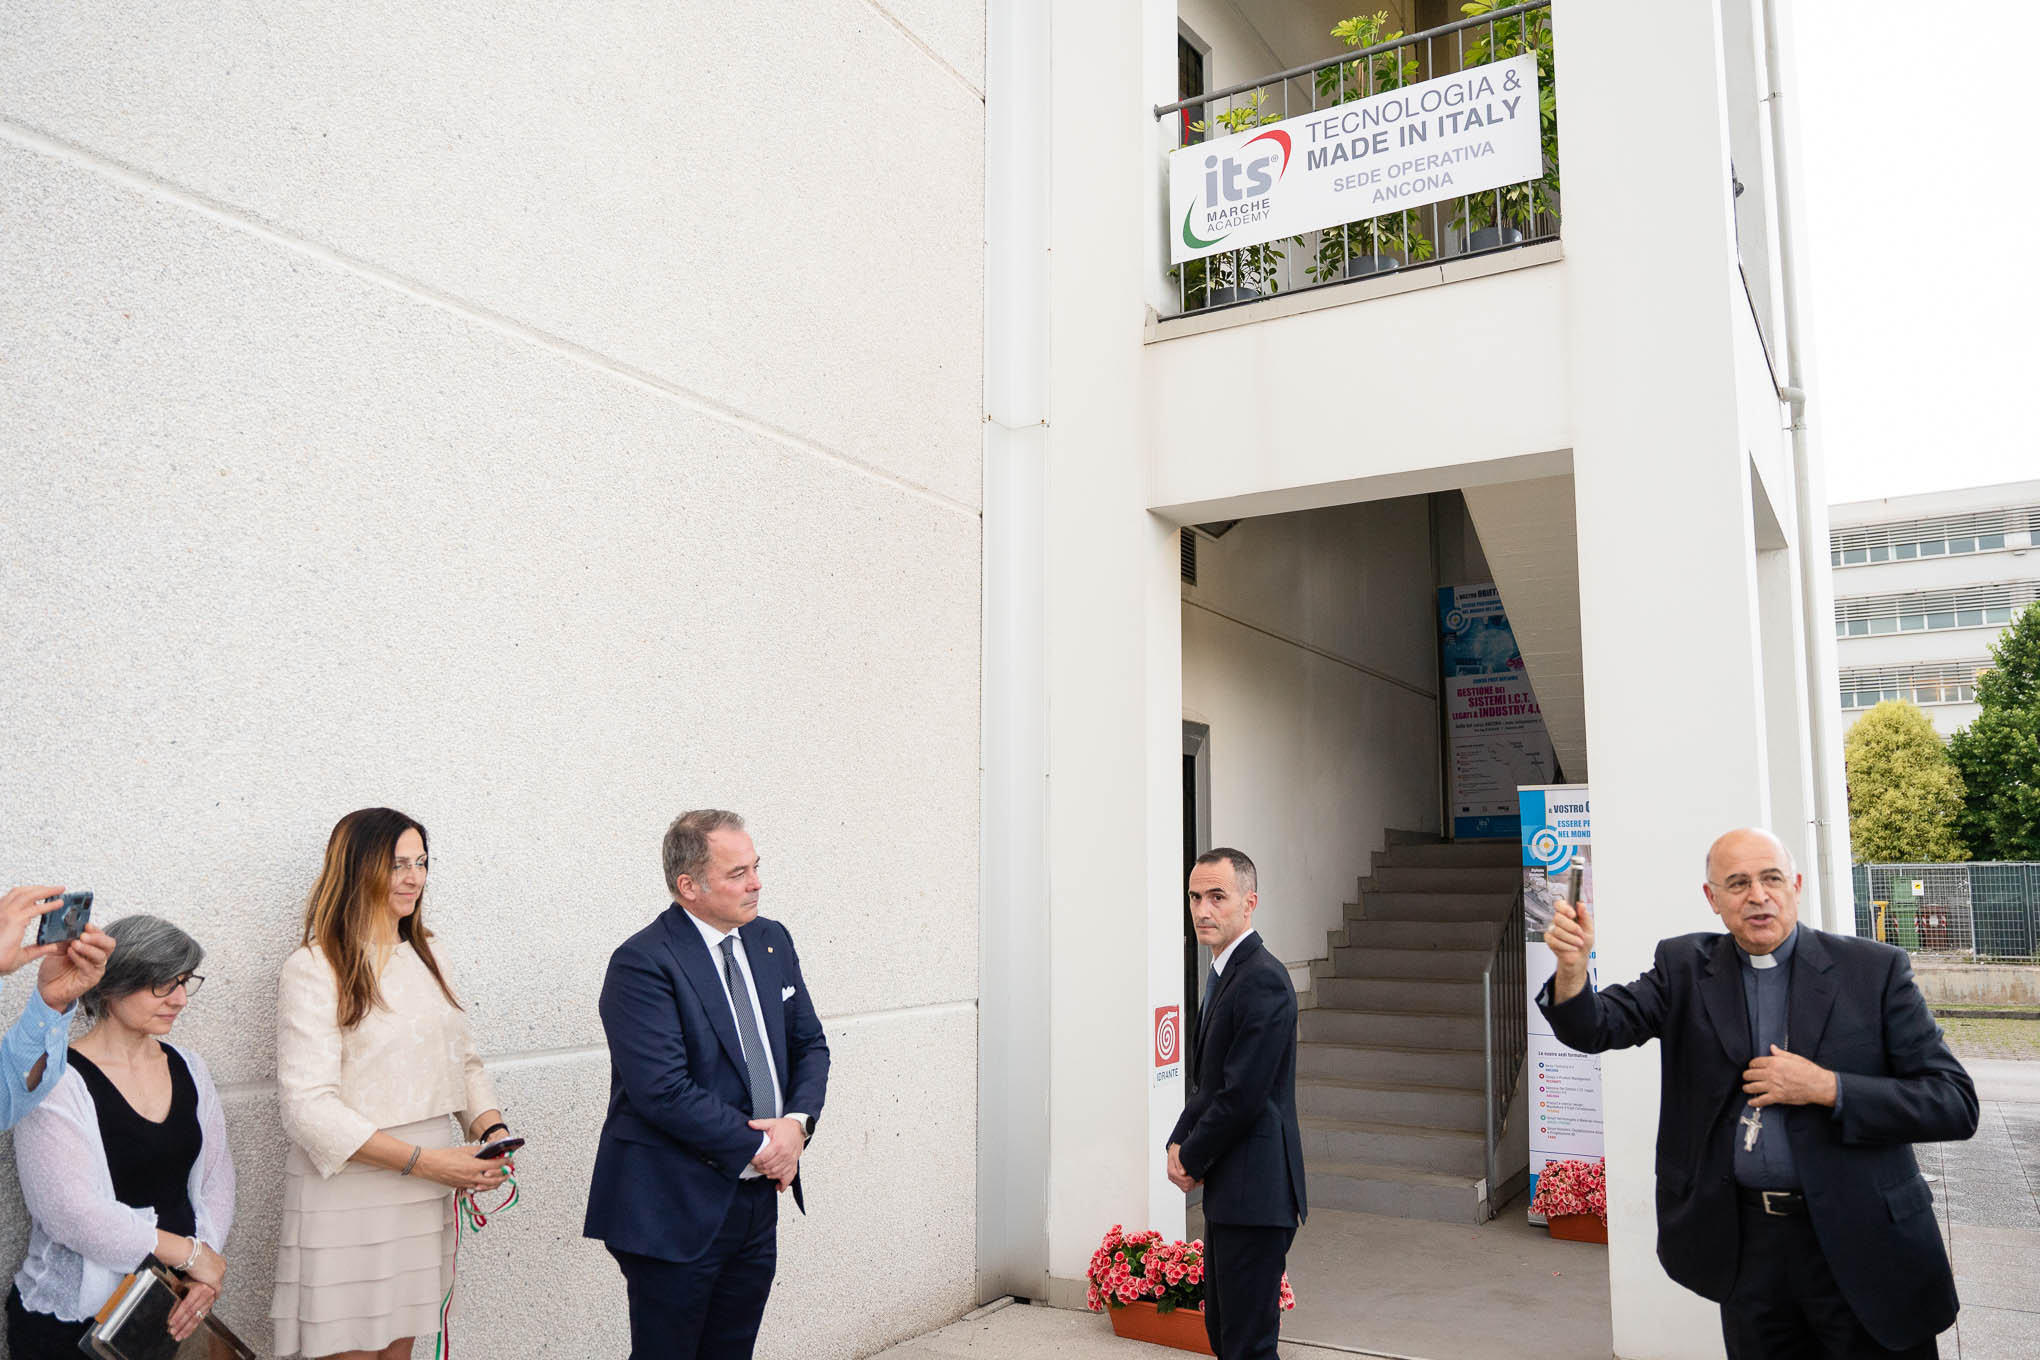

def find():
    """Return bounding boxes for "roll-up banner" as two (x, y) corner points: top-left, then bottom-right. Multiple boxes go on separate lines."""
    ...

(1520, 784), (1603, 1223)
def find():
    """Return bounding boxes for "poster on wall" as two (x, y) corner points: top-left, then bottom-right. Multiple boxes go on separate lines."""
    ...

(1439, 584), (1556, 839)
(1520, 784), (1602, 1223)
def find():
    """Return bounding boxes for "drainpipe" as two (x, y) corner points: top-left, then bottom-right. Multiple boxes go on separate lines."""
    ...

(1760, 0), (1844, 928)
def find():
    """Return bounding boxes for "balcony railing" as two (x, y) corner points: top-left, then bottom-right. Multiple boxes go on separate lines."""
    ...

(1154, 1), (1558, 317)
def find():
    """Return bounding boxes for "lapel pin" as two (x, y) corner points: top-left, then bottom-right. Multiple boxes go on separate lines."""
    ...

(767, 946), (774, 953)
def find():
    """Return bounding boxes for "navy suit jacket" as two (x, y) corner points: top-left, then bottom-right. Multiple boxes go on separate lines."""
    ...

(1539, 927), (1976, 1351)
(584, 906), (830, 1264)
(1167, 932), (1307, 1228)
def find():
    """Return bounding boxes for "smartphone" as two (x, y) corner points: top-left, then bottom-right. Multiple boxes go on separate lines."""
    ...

(36, 891), (92, 946)
(476, 1135), (526, 1161)
(1565, 865), (1583, 908)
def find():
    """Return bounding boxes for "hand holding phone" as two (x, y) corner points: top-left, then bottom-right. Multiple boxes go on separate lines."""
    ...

(475, 1135), (525, 1161)
(1565, 865), (1583, 909)
(36, 891), (93, 946)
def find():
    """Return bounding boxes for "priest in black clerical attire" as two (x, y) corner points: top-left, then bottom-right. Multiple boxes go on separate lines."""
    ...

(1537, 827), (1976, 1359)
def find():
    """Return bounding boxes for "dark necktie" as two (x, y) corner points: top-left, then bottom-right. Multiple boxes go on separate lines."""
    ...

(720, 936), (778, 1119)
(1197, 966), (1220, 1041)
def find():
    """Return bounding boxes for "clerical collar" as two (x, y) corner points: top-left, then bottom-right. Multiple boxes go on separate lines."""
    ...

(1738, 925), (1798, 971)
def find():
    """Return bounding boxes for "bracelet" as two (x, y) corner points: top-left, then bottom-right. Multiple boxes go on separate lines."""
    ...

(174, 1236), (201, 1272)
(478, 1122), (509, 1143)
(400, 1144), (422, 1177)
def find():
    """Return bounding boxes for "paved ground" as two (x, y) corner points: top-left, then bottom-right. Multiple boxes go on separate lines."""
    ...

(883, 1048), (2040, 1360)
(1924, 1056), (2040, 1359)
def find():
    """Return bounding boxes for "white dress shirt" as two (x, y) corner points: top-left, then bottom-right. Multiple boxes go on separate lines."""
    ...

(684, 910), (804, 1178)
(1211, 928), (1257, 978)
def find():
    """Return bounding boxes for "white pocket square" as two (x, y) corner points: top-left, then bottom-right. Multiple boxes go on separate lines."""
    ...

(781, 986), (797, 1001)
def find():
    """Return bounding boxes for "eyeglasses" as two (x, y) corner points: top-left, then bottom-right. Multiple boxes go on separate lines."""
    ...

(391, 856), (430, 874)
(1709, 870), (1791, 900)
(151, 973), (204, 998)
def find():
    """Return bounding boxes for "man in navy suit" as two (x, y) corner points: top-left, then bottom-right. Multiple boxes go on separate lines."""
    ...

(1540, 827), (1976, 1358)
(1167, 847), (1306, 1360)
(586, 809), (831, 1360)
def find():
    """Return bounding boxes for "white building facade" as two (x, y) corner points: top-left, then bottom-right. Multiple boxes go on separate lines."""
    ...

(3, 3), (1843, 1360)
(1831, 479), (2040, 737)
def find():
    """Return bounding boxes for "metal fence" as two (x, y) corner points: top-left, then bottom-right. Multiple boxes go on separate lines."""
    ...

(1152, 0), (1558, 317)
(1480, 889), (1528, 1221)
(1852, 863), (2040, 962)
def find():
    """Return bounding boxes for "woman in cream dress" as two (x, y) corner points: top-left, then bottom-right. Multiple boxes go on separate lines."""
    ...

(272, 807), (517, 1360)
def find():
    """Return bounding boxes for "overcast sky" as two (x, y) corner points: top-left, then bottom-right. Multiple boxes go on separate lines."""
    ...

(1789, 1), (2038, 506)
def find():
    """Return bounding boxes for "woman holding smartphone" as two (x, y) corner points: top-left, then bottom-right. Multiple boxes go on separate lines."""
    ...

(272, 807), (516, 1360)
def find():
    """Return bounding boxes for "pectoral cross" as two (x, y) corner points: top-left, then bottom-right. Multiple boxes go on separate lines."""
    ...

(1740, 1105), (1763, 1152)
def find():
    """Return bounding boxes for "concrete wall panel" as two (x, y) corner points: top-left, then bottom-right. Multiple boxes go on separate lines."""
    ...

(0, 0), (984, 507)
(0, 117), (978, 1356)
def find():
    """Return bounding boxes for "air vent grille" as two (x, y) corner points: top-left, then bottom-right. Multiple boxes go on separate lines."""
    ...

(1180, 528), (1197, 585)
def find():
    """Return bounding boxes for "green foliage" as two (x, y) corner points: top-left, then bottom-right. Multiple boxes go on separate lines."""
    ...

(1949, 603), (2040, 859)
(1309, 13), (1433, 280)
(1176, 92), (1297, 308)
(1454, 0), (1560, 239)
(1844, 701), (1967, 863)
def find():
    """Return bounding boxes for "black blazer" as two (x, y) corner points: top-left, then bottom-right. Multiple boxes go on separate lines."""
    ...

(584, 907), (831, 1264)
(1168, 932), (1306, 1228)
(1540, 927), (1976, 1351)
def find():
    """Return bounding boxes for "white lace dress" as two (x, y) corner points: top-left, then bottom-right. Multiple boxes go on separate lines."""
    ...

(270, 943), (498, 1357)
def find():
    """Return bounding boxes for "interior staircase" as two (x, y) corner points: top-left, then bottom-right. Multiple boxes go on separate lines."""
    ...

(1298, 833), (1528, 1224)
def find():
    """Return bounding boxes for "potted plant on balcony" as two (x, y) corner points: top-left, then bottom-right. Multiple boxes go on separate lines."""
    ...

(1530, 1158), (1608, 1243)
(1452, 0), (1560, 251)
(1175, 91), (1298, 308)
(1086, 1224), (1295, 1353)
(1308, 13), (1435, 281)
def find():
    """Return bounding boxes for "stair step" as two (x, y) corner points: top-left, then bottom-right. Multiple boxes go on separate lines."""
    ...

(1339, 920), (1498, 951)
(1368, 865), (1524, 892)
(1322, 947), (1490, 981)
(1352, 891), (1515, 922)
(1300, 1008), (1482, 1049)
(1300, 1115), (1486, 1174)
(1385, 842), (1520, 867)
(1315, 976), (1483, 1013)
(1297, 1043), (1486, 1086)
(1307, 1160), (1490, 1224)
(1297, 1077), (1485, 1129)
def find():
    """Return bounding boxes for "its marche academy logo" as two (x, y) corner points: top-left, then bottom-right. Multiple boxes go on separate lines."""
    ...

(1182, 130), (1292, 251)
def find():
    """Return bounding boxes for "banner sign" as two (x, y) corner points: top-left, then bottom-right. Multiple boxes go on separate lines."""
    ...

(1520, 784), (1603, 1223)
(1168, 54), (1542, 265)
(1439, 584), (1555, 840)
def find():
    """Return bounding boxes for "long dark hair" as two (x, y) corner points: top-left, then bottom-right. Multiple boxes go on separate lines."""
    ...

(301, 807), (461, 1029)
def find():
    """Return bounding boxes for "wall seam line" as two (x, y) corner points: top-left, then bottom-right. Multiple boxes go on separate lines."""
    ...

(1182, 597), (1438, 699)
(210, 1000), (979, 1097)
(859, 0), (985, 101)
(0, 117), (981, 524)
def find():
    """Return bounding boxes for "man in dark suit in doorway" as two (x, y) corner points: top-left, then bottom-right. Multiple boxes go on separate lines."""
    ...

(1540, 827), (1976, 1358)
(1167, 847), (1306, 1360)
(585, 809), (831, 1359)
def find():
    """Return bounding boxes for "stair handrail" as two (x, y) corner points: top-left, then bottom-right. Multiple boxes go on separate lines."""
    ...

(1479, 886), (1528, 1221)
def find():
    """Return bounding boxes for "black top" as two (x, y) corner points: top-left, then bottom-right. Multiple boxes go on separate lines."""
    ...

(68, 1046), (200, 1240)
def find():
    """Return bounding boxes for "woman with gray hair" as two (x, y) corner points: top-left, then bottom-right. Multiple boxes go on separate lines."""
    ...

(6, 915), (235, 1359)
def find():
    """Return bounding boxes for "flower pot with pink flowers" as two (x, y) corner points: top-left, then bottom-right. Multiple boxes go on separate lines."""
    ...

(1085, 1225), (1295, 1354)
(1530, 1157), (1608, 1243)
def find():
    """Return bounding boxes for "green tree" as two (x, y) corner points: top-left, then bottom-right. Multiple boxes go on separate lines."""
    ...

(1844, 700), (1967, 862)
(1949, 602), (2040, 859)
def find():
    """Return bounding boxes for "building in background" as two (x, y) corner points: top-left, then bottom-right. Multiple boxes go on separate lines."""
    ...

(1830, 480), (2040, 736)
(5, 2), (1841, 1358)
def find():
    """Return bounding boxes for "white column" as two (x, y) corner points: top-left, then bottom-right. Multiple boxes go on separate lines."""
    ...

(1557, 2), (1768, 1356)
